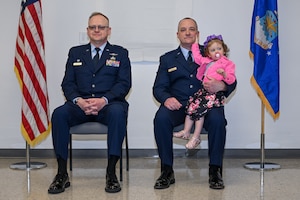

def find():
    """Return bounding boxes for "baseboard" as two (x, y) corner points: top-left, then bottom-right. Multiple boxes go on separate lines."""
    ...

(0, 149), (299, 159)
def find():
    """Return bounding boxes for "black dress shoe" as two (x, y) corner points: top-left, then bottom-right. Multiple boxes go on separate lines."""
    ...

(154, 171), (175, 189)
(209, 169), (224, 189)
(48, 173), (70, 194)
(105, 173), (121, 193)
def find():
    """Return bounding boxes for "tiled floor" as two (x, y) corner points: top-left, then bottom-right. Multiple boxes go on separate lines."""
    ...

(1, 156), (299, 200)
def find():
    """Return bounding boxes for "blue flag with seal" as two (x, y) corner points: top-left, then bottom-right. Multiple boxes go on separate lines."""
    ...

(249, 0), (280, 120)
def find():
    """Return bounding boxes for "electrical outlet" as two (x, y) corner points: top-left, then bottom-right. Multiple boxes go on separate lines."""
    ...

(79, 32), (89, 44)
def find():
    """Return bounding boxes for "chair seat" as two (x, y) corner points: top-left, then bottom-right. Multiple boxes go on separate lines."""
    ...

(70, 122), (108, 134)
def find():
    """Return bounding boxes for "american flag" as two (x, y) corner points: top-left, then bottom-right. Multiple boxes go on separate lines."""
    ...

(14, 0), (51, 147)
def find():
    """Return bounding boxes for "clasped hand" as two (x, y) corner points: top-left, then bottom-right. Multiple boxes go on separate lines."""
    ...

(77, 98), (106, 115)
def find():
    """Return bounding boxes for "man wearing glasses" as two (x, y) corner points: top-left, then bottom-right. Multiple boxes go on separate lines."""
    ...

(48, 12), (132, 194)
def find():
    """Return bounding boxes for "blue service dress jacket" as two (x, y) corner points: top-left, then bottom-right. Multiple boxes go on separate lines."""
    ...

(61, 42), (132, 103)
(153, 46), (200, 105)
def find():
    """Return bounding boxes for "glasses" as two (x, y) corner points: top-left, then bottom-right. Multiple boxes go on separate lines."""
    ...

(88, 25), (109, 31)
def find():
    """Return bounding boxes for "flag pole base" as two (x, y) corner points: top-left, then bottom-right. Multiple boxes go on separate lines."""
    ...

(244, 162), (280, 171)
(10, 162), (47, 170)
(9, 143), (47, 170)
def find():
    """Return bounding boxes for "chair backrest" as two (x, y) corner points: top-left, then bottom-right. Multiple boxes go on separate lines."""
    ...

(70, 122), (108, 135)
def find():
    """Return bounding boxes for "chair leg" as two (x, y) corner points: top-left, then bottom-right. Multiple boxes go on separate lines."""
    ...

(125, 131), (129, 171)
(68, 126), (128, 178)
(120, 149), (123, 182)
(69, 134), (72, 171)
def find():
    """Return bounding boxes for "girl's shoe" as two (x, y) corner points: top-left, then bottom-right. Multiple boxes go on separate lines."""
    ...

(185, 136), (201, 149)
(173, 130), (190, 140)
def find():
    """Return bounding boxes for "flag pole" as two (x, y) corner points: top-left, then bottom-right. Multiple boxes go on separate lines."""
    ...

(244, 101), (280, 170)
(10, 142), (47, 170)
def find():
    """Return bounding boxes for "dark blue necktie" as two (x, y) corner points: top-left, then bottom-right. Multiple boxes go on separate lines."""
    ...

(187, 51), (193, 64)
(93, 47), (100, 66)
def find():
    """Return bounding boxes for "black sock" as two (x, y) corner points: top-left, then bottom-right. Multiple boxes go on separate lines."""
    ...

(57, 157), (67, 175)
(162, 164), (173, 173)
(209, 165), (222, 176)
(107, 155), (119, 175)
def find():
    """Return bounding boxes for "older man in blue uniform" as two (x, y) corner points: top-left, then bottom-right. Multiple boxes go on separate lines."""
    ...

(48, 12), (131, 194)
(153, 17), (236, 190)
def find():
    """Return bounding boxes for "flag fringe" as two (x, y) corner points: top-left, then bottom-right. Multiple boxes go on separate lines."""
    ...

(21, 123), (51, 147)
(14, 65), (23, 89)
(250, 76), (280, 120)
(249, 51), (254, 60)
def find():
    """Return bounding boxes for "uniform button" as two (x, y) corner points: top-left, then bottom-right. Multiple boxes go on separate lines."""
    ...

(93, 74), (96, 77)
(190, 85), (193, 88)
(190, 74), (193, 77)
(92, 84), (95, 88)
(92, 94), (95, 97)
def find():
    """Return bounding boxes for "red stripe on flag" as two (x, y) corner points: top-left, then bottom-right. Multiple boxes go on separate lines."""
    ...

(22, 80), (47, 133)
(21, 112), (35, 140)
(27, 1), (45, 48)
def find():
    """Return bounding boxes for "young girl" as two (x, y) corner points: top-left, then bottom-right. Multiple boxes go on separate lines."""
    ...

(173, 34), (236, 149)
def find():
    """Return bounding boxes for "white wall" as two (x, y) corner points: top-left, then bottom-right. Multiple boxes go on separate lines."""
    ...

(0, 0), (299, 149)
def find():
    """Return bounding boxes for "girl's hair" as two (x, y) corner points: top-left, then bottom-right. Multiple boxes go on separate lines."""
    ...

(203, 35), (230, 57)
